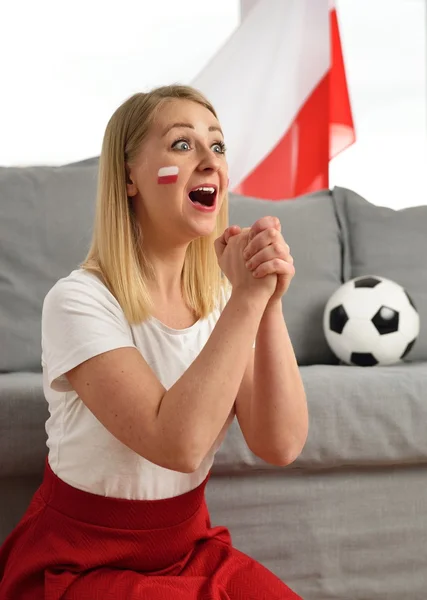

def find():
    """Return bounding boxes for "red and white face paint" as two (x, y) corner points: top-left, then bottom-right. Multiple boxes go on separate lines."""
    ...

(157, 166), (179, 185)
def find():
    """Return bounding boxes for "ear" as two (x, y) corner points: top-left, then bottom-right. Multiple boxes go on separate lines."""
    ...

(126, 164), (138, 197)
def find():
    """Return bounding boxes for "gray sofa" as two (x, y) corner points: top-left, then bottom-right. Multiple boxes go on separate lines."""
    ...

(1, 162), (426, 600)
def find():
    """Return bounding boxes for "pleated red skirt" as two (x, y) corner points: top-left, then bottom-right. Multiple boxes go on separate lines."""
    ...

(0, 460), (302, 599)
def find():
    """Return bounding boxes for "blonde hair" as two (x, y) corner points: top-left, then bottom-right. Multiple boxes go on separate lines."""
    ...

(81, 85), (228, 323)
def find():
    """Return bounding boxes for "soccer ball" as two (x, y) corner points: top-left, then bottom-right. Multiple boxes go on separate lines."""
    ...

(323, 275), (420, 366)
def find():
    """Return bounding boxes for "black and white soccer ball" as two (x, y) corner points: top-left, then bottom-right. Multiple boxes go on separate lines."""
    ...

(323, 275), (420, 366)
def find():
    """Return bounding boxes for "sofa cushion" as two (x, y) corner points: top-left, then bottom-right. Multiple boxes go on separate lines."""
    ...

(0, 372), (48, 477)
(206, 468), (427, 600)
(332, 187), (427, 361)
(3, 363), (427, 476)
(0, 165), (98, 372)
(64, 157), (99, 167)
(229, 191), (344, 365)
(213, 362), (427, 473)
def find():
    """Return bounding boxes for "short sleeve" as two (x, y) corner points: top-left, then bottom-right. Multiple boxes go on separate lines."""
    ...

(42, 272), (136, 392)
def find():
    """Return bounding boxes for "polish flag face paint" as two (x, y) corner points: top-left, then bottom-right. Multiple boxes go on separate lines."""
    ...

(157, 166), (179, 184)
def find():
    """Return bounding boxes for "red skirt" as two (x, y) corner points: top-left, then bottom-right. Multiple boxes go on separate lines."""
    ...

(0, 460), (302, 599)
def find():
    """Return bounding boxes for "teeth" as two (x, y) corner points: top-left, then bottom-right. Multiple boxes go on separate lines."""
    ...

(194, 187), (215, 193)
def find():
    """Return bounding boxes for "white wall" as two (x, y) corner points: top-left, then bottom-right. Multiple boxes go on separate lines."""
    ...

(0, 0), (239, 166)
(330, 0), (426, 208)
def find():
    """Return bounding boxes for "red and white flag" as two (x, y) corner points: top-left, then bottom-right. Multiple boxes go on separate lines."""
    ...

(192, 0), (355, 200)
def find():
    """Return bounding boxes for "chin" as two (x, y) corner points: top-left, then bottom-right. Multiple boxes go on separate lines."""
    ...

(190, 225), (216, 241)
(184, 219), (217, 242)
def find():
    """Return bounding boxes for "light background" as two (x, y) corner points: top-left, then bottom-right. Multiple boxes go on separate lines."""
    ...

(1, 0), (425, 208)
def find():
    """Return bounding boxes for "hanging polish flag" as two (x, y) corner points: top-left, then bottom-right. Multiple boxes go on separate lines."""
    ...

(192, 0), (355, 200)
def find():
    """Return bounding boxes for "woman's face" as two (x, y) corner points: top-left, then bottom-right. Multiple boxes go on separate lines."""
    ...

(127, 99), (228, 245)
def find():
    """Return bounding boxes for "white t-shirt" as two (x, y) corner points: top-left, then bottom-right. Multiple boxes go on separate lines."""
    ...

(41, 268), (233, 500)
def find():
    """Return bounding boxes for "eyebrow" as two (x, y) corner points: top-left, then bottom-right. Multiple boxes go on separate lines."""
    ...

(161, 122), (223, 137)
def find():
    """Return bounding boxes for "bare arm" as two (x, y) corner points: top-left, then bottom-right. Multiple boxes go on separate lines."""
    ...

(158, 291), (267, 468)
(234, 216), (308, 465)
(66, 230), (275, 474)
(236, 302), (308, 466)
(66, 290), (266, 474)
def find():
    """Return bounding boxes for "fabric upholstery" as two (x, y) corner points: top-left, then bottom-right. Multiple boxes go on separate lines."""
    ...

(229, 191), (345, 365)
(0, 165), (98, 372)
(332, 186), (427, 361)
(214, 362), (427, 473)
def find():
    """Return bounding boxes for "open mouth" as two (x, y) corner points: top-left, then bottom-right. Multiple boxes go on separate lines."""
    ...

(188, 185), (218, 208)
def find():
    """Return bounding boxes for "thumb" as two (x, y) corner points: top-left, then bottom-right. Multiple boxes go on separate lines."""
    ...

(214, 226), (241, 258)
(224, 225), (242, 244)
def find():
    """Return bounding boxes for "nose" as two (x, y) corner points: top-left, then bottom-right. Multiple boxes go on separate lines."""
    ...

(196, 145), (221, 173)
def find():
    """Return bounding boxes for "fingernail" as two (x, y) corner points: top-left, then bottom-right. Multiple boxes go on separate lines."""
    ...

(245, 261), (252, 269)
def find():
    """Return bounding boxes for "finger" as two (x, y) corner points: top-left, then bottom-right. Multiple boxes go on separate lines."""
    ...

(214, 228), (231, 257)
(215, 226), (241, 253)
(252, 258), (295, 279)
(244, 228), (289, 260)
(239, 226), (252, 245)
(274, 273), (291, 296)
(246, 243), (291, 271)
(215, 226), (250, 259)
(223, 225), (242, 244)
(226, 227), (251, 248)
(248, 216), (281, 242)
(236, 226), (251, 241)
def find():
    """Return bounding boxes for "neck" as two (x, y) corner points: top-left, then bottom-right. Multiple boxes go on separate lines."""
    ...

(142, 237), (189, 301)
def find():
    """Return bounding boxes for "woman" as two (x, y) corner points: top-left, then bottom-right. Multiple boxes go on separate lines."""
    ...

(0, 85), (308, 599)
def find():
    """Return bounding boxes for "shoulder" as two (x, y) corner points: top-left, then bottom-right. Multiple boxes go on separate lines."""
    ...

(44, 268), (110, 302)
(42, 269), (135, 390)
(43, 268), (123, 318)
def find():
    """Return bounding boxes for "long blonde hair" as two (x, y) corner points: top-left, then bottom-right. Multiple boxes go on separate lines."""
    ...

(81, 85), (228, 323)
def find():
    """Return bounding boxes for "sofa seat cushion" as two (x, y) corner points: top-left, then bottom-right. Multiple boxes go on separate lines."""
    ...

(0, 372), (48, 477)
(213, 362), (427, 473)
(4, 363), (426, 478)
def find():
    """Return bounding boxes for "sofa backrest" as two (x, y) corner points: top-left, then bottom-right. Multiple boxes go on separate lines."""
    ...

(229, 190), (344, 365)
(332, 186), (427, 362)
(0, 163), (98, 372)
(3, 162), (424, 373)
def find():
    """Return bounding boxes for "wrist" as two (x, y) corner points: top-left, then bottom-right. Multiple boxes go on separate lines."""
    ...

(230, 287), (270, 314)
(262, 298), (283, 321)
(265, 297), (283, 312)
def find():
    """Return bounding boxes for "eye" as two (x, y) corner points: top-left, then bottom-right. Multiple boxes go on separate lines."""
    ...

(172, 138), (191, 151)
(212, 141), (226, 154)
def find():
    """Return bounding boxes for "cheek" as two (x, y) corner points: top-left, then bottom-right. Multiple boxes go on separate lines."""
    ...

(157, 165), (179, 185)
(219, 164), (229, 188)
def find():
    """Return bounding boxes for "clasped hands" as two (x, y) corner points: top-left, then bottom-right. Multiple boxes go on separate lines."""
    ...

(215, 216), (295, 304)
